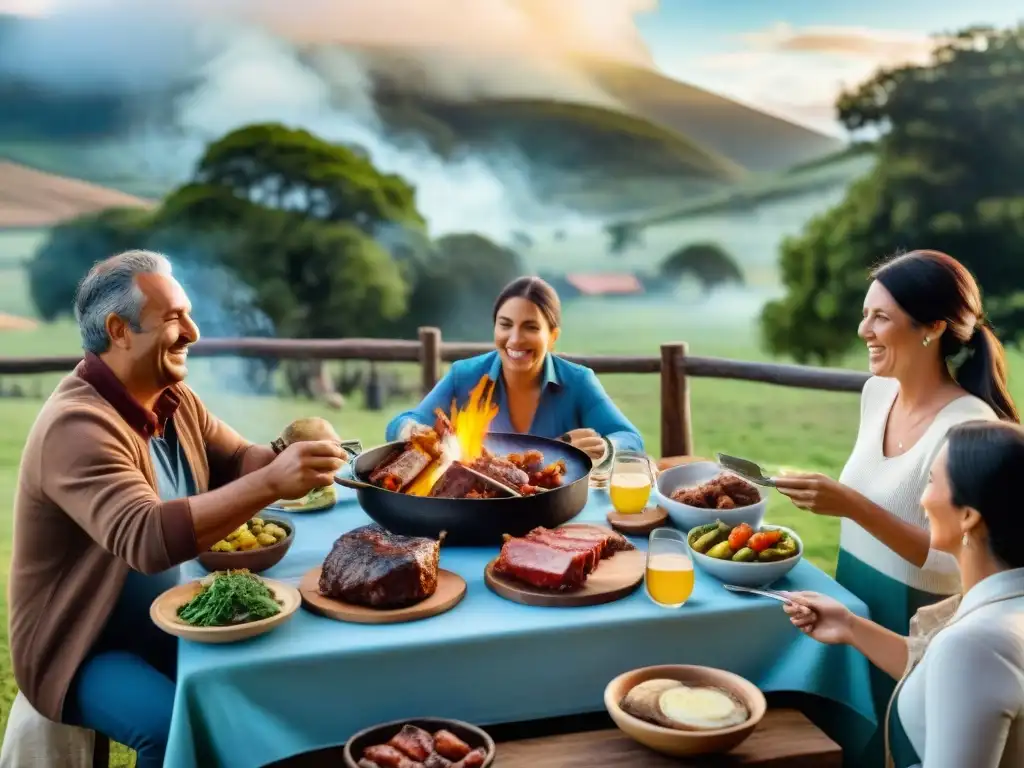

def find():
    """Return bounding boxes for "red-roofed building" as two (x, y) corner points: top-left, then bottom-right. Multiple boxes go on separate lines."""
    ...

(563, 273), (644, 297)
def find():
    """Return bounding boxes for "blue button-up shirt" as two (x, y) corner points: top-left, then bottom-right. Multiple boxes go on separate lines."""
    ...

(385, 351), (643, 452)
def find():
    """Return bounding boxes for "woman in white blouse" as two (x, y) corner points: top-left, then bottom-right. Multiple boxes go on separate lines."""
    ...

(773, 251), (1018, 762)
(784, 420), (1024, 768)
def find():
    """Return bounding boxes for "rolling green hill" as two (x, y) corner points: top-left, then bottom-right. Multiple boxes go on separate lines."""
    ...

(587, 60), (844, 173)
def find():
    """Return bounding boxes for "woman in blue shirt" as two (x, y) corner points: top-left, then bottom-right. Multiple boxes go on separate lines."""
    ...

(385, 276), (644, 459)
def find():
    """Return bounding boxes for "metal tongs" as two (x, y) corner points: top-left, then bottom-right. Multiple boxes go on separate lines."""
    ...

(716, 453), (776, 487)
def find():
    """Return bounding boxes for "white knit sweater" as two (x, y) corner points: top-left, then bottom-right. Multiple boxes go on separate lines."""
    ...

(838, 376), (996, 594)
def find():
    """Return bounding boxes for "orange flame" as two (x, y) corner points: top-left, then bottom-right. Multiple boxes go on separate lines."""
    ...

(404, 375), (500, 496)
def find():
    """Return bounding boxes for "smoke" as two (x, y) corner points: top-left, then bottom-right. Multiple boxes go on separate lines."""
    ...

(0, 0), (658, 239)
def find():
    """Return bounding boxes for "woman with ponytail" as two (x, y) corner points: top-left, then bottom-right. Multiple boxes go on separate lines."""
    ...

(773, 250), (1018, 765)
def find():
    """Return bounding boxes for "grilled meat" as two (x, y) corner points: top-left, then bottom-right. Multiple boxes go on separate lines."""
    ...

(429, 462), (515, 498)
(670, 472), (759, 509)
(452, 748), (487, 768)
(432, 731), (471, 761)
(469, 456), (529, 489)
(523, 529), (604, 574)
(319, 525), (443, 608)
(424, 756), (451, 768)
(546, 524), (635, 556)
(389, 725), (434, 761)
(493, 537), (589, 590)
(369, 447), (433, 492)
(362, 745), (421, 768)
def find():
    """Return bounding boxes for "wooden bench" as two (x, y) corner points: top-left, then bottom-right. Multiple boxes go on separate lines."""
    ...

(268, 708), (839, 768)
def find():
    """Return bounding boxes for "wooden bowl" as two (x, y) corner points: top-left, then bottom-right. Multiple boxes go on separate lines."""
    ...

(604, 664), (766, 757)
(150, 577), (301, 644)
(197, 516), (294, 574)
(343, 718), (495, 768)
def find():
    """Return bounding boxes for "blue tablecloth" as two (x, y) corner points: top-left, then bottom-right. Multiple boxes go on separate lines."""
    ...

(165, 487), (876, 767)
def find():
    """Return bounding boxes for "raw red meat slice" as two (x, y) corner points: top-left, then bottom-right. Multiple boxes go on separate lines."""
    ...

(525, 529), (603, 574)
(493, 538), (588, 590)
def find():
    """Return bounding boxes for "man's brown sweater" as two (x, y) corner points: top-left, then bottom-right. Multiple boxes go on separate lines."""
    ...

(8, 357), (254, 722)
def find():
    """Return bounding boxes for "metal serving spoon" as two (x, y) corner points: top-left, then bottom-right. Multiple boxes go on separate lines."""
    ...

(716, 453), (776, 487)
(722, 583), (794, 605)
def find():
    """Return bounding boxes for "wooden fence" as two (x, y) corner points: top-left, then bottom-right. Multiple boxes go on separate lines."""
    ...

(0, 327), (870, 457)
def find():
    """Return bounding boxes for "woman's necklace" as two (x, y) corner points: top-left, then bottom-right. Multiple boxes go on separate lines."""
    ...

(893, 400), (946, 451)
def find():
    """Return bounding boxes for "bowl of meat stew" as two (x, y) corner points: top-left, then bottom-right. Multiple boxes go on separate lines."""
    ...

(655, 462), (767, 532)
(343, 718), (495, 768)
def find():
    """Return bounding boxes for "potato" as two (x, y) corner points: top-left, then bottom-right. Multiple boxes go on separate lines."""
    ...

(657, 685), (749, 730)
(225, 524), (248, 542)
(620, 679), (683, 727)
(256, 533), (277, 547)
(236, 530), (259, 551)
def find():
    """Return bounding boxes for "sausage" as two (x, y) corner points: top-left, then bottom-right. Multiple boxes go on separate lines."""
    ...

(363, 744), (423, 768)
(432, 730), (471, 761)
(452, 748), (487, 768)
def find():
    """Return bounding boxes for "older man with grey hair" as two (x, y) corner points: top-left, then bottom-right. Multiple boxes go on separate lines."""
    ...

(6, 250), (347, 767)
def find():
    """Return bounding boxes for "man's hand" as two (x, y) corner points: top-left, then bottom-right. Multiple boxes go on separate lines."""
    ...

(264, 440), (348, 499)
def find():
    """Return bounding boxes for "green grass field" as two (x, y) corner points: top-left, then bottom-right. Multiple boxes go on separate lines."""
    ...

(1, 281), (1023, 765)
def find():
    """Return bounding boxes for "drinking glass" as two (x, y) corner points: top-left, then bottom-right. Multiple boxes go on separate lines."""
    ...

(645, 528), (695, 608)
(608, 451), (653, 514)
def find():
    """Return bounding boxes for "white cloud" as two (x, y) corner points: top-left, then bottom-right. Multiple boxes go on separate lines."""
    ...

(684, 23), (939, 134)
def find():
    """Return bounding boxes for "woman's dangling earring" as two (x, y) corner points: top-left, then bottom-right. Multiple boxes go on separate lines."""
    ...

(922, 337), (931, 347)
(961, 531), (970, 548)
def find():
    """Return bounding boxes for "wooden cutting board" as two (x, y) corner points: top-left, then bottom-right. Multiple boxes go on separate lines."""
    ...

(606, 507), (668, 535)
(299, 567), (466, 624)
(485, 527), (646, 607)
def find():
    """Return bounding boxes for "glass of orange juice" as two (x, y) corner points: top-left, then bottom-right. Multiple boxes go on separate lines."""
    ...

(645, 528), (695, 608)
(608, 451), (653, 515)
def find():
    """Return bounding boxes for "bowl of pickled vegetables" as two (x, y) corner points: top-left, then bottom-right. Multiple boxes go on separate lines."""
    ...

(685, 521), (802, 588)
(197, 517), (294, 574)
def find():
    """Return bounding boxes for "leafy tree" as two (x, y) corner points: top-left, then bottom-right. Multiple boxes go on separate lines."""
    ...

(605, 222), (643, 255)
(761, 24), (1024, 363)
(660, 242), (743, 290)
(392, 233), (525, 340)
(193, 123), (427, 238)
(27, 207), (153, 322)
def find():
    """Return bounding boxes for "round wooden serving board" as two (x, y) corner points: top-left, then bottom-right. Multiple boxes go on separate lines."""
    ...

(299, 567), (467, 624)
(484, 546), (646, 608)
(150, 577), (301, 644)
(606, 506), (668, 535)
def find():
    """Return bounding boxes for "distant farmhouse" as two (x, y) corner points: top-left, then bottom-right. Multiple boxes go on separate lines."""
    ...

(543, 272), (645, 299)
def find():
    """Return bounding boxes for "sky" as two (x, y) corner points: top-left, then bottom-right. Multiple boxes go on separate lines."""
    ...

(638, 0), (1023, 133)
(1, 0), (1021, 136)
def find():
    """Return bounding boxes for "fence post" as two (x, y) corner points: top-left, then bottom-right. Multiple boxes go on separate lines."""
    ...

(660, 342), (693, 457)
(418, 327), (442, 396)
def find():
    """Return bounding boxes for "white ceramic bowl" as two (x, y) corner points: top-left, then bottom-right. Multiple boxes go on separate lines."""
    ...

(687, 524), (803, 588)
(656, 462), (767, 532)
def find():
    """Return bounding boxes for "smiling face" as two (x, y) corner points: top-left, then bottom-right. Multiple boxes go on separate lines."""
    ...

(494, 296), (560, 377)
(858, 280), (941, 378)
(108, 272), (199, 391)
(921, 443), (981, 554)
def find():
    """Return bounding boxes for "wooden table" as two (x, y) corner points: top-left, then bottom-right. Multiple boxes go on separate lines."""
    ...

(492, 709), (841, 768)
(270, 709), (840, 768)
